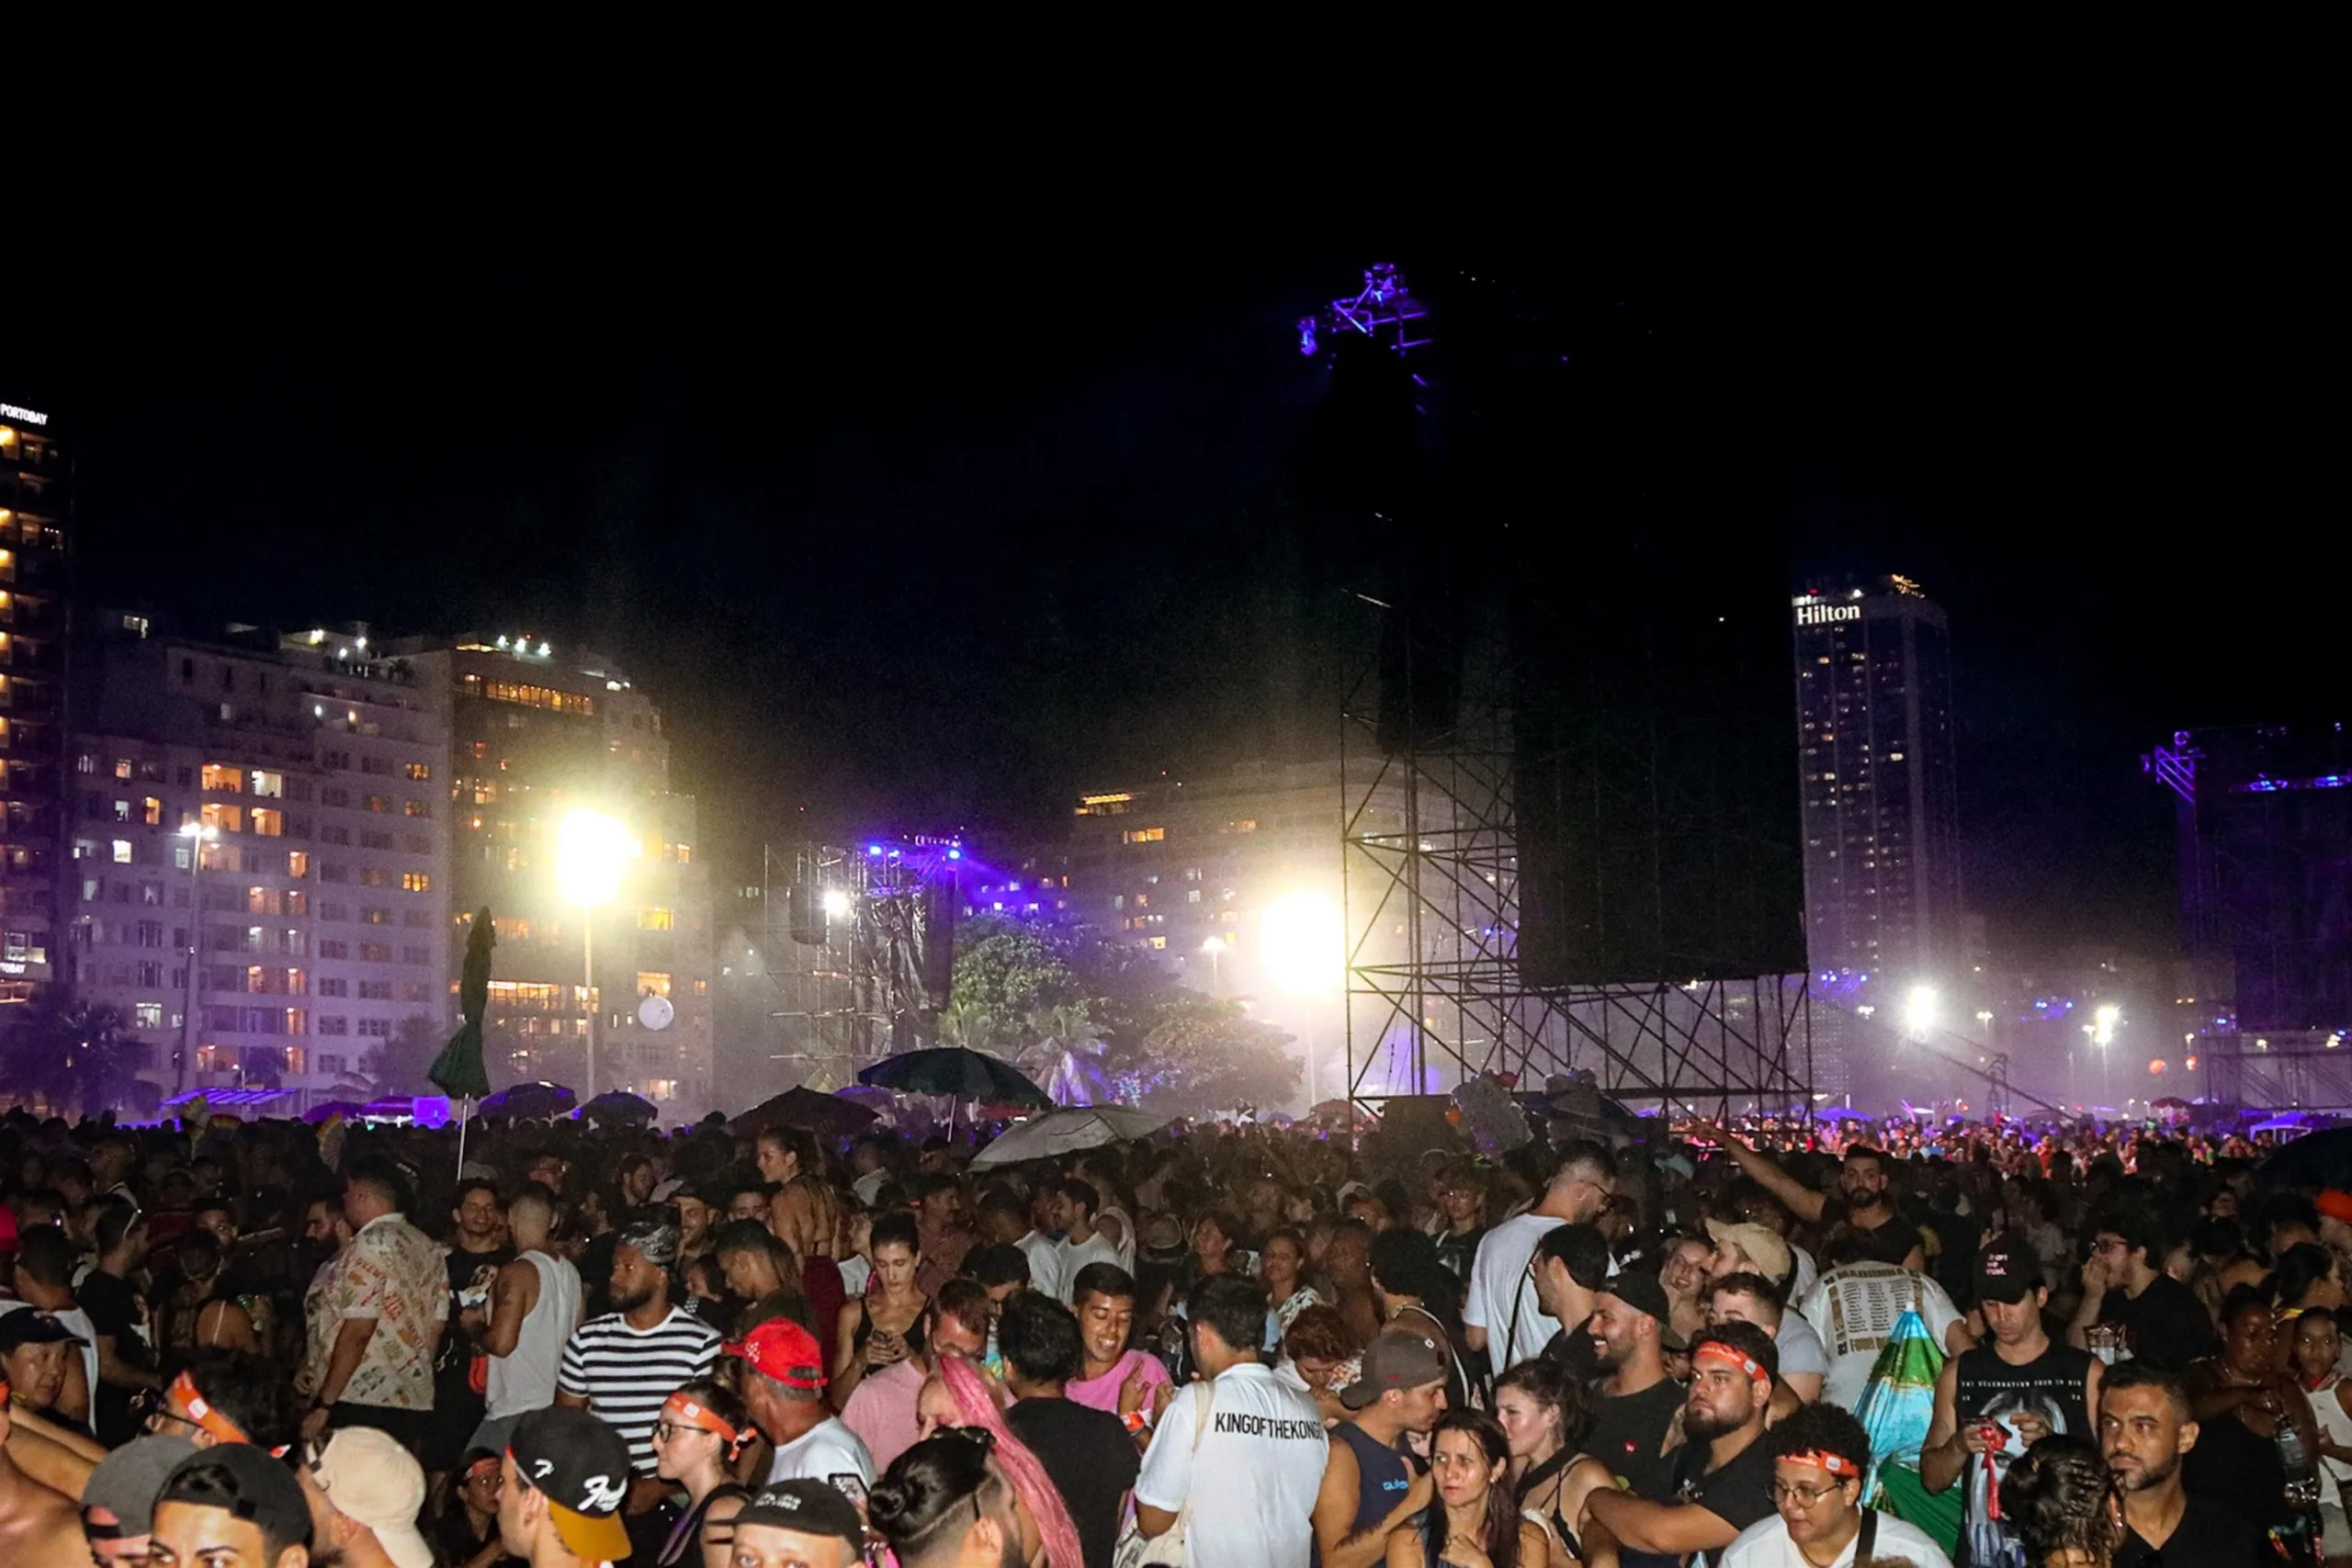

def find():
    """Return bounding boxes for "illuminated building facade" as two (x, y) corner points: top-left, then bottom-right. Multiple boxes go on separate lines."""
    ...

(65, 615), (450, 1111)
(403, 636), (713, 1111)
(1793, 575), (1962, 987)
(0, 399), (67, 1003)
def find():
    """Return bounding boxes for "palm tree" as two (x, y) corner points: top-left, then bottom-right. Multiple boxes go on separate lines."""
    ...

(936, 998), (1004, 1054)
(0, 992), (146, 1115)
(1014, 1003), (1109, 1107)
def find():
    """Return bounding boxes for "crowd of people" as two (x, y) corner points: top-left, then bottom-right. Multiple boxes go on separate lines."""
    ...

(0, 1099), (2343, 1568)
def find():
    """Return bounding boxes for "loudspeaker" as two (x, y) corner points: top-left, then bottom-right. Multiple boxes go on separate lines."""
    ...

(786, 884), (824, 946)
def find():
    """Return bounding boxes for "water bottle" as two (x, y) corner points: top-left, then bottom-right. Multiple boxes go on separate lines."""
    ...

(2277, 1406), (2322, 1509)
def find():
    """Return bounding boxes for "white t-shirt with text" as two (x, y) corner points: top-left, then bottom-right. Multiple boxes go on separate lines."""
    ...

(768, 1415), (876, 1489)
(1794, 1262), (1966, 1413)
(1135, 1362), (1327, 1568)
(1719, 1507), (1954, 1568)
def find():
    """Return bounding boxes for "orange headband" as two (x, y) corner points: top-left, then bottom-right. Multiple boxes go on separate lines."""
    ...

(1783, 1450), (1860, 1477)
(661, 1393), (742, 1449)
(1694, 1342), (1770, 1388)
(170, 1370), (252, 1445)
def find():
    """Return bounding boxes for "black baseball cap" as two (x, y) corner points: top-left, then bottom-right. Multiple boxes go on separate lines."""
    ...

(508, 1405), (633, 1562)
(1975, 1231), (2046, 1304)
(733, 1480), (866, 1547)
(83, 1436), (199, 1540)
(1598, 1265), (1690, 1352)
(0, 1310), (89, 1351)
(154, 1443), (311, 1553)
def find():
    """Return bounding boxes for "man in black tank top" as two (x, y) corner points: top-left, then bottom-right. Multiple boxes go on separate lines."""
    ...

(1923, 1232), (2103, 1568)
(1310, 1330), (1448, 1568)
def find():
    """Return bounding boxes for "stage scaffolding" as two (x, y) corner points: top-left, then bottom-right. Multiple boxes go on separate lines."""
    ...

(756, 840), (956, 1089)
(1339, 624), (1815, 1117)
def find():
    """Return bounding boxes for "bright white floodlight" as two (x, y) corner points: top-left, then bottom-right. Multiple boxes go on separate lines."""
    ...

(2094, 1003), (2122, 1046)
(821, 888), (852, 919)
(1904, 984), (1939, 1037)
(1261, 892), (1343, 997)
(556, 810), (631, 908)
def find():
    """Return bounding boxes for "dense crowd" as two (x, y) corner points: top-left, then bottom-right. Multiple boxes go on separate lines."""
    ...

(0, 1101), (2344, 1568)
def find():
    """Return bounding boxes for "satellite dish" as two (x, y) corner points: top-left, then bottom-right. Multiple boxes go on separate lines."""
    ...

(638, 993), (674, 1032)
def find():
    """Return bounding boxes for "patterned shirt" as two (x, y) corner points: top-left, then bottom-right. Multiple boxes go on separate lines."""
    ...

(328, 1213), (449, 1410)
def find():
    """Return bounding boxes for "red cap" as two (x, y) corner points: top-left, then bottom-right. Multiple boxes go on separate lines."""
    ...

(724, 1318), (828, 1390)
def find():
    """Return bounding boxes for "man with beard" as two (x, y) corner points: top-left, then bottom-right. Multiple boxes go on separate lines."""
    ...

(2099, 1362), (2262, 1568)
(1585, 1323), (1781, 1568)
(295, 1192), (355, 1406)
(1682, 1122), (1924, 1269)
(1463, 1142), (1616, 1380)
(554, 1216), (721, 1563)
(1585, 1269), (1690, 1499)
(431, 1180), (514, 1494)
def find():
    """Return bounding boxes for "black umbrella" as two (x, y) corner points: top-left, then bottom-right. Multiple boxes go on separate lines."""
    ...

(482, 1081), (578, 1121)
(729, 1086), (881, 1140)
(858, 1048), (1051, 1108)
(582, 1090), (659, 1125)
(2257, 1126), (2352, 1190)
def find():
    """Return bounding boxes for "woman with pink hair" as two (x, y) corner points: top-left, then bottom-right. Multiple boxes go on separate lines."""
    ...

(927, 1352), (1086, 1568)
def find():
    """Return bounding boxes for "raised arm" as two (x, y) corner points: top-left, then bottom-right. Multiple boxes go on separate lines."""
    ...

(1678, 1120), (1827, 1222)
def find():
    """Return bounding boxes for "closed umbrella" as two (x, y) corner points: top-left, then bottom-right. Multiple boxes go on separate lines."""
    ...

(429, 907), (497, 1170)
(729, 1087), (880, 1140)
(970, 1106), (1167, 1168)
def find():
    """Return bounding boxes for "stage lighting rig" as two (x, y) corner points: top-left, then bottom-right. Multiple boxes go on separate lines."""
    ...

(1299, 262), (1433, 363)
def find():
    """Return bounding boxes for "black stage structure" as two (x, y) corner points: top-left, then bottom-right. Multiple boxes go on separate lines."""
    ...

(1302, 264), (1816, 1118)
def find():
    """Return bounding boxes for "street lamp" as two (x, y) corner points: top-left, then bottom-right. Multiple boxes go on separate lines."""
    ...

(556, 809), (631, 1095)
(1201, 935), (1227, 990)
(176, 822), (219, 1094)
(1261, 892), (1343, 1108)
(1905, 985), (1939, 1039)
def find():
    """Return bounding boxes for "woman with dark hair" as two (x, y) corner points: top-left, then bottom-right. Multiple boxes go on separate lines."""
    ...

(1262, 1226), (1324, 1330)
(1281, 1303), (1364, 1427)
(1492, 1359), (1611, 1563)
(429, 1449), (521, 1568)
(1189, 1209), (1248, 1285)
(2187, 1285), (2325, 1551)
(1997, 1434), (2122, 1568)
(833, 1208), (926, 1404)
(650, 1377), (753, 1567)
(2270, 1242), (2347, 1325)
(1388, 1409), (1546, 1568)
(159, 1228), (262, 1358)
(870, 1427), (1029, 1568)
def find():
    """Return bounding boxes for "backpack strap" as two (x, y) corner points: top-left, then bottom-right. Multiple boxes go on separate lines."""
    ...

(1858, 1505), (1881, 1562)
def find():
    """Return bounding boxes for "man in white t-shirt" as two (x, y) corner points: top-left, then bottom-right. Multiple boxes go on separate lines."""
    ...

(1793, 1252), (1971, 1414)
(729, 1318), (876, 1489)
(1136, 1276), (1328, 1568)
(1463, 1141), (1616, 1379)
(5, 1227), (99, 1427)
(1718, 1402), (1953, 1568)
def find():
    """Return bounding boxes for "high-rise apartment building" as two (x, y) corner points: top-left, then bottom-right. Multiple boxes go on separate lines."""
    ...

(1793, 575), (1962, 987)
(402, 636), (713, 1111)
(66, 615), (450, 1111)
(1, 398), (68, 1004)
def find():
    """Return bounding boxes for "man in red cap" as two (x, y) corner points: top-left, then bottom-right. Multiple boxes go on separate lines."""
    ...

(727, 1317), (876, 1490)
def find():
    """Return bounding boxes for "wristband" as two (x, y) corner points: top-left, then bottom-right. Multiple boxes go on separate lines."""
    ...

(1122, 1410), (1151, 1436)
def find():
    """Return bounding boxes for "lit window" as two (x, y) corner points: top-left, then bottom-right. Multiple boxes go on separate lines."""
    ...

(142, 796), (164, 826)
(201, 764), (243, 793)
(403, 761), (432, 781)
(114, 758), (133, 780)
(638, 908), (674, 931)
(636, 971), (673, 998)
(1122, 827), (1166, 845)
(401, 873), (432, 893)
(249, 771), (284, 798)
(112, 840), (132, 863)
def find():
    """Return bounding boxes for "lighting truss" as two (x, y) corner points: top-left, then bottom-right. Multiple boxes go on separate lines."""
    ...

(1340, 615), (1816, 1117)
(1299, 263), (1433, 360)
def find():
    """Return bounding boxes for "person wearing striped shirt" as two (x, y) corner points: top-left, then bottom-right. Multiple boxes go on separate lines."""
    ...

(555, 1215), (720, 1562)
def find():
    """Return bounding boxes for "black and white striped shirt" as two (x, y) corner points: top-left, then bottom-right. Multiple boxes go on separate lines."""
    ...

(556, 1306), (722, 1474)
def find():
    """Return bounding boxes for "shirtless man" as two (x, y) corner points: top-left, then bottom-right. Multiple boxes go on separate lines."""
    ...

(0, 1377), (85, 1567)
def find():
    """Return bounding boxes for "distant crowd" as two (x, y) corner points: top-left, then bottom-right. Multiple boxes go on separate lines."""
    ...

(0, 1100), (2344, 1568)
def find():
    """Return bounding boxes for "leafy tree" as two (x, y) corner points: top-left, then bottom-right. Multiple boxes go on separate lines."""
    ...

(949, 921), (1083, 1034)
(1012, 1003), (1110, 1106)
(0, 992), (146, 1115)
(1106, 990), (1300, 1117)
(361, 1014), (446, 1097)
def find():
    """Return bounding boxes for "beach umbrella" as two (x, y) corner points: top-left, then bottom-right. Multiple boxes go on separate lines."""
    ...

(970, 1106), (1167, 1168)
(304, 1100), (368, 1125)
(582, 1089), (659, 1125)
(858, 1048), (1051, 1108)
(429, 907), (497, 1169)
(482, 1081), (577, 1121)
(728, 1086), (880, 1140)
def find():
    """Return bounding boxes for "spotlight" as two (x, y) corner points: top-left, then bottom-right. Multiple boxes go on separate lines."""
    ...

(821, 888), (851, 919)
(1296, 317), (1318, 356)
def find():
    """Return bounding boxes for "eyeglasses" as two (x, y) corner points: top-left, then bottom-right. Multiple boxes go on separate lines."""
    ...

(1771, 1480), (1845, 1506)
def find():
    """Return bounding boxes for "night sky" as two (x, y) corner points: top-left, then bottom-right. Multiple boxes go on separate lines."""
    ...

(12, 152), (2334, 962)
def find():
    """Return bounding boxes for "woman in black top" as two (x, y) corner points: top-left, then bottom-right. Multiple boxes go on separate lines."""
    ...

(432, 1450), (523, 1568)
(2185, 1289), (2323, 1542)
(651, 1379), (753, 1568)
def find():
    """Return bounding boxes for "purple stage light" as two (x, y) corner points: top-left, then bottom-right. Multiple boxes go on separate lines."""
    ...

(1296, 317), (1319, 356)
(947, 849), (962, 859)
(866, 844), (883, 856)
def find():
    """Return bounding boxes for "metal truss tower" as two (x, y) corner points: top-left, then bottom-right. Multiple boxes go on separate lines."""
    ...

(1309, 262), (1815, 1117)
(756, 840), (959, 1089)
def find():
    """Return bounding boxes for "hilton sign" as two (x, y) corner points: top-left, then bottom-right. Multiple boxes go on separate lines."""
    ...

(1795, 602), (1861, 626)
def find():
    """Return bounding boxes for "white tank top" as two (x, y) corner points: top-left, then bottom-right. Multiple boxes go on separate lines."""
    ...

(2309, 1373), (2352, 1492)
(487, 1250), (581, 1418)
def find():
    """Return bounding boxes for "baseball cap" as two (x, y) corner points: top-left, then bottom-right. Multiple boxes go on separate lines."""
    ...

(83, 1435), (200, 1540)
(0, 1310), (90, 1351)
(314, 1427), (433, 1568)
(726, 1316), (829, 1390)
(155, 1443), (312, 1553)
(1704, 1219), (1792, 1285)
(1599, 1267), (1690, 1352)
(1975, 1231), (2046, 1304)
(509, 1406), (633, 1562)
(1340, 1328), (1452, 1409)
(734, 1479), (866, 1547)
